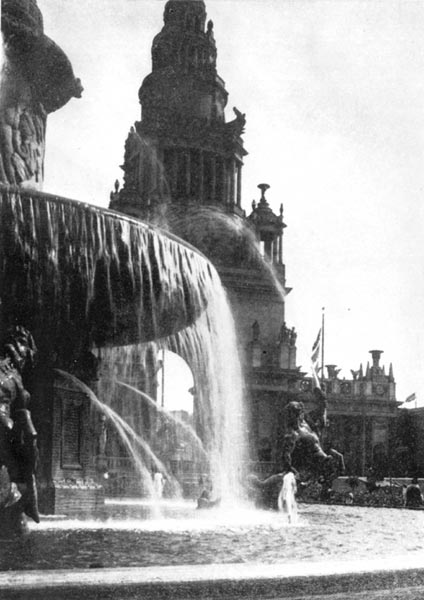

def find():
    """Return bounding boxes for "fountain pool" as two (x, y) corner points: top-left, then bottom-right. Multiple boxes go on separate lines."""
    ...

(1, 502), (424, 571)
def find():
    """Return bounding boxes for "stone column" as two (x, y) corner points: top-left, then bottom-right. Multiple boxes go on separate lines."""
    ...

(236, 162), (242, 207)
(185, 150), (191, 198)
(157, 148), (164, 198)
(229, 159), (236, 206)
(278, 233), (283, 265)
(264, 240), (272, 259)
(272, 237), (278, 264)
(210, 155), (216, 203)
(171, 150), (179, 196)
(215, 156), (224, 203)
(148, 144), (157, 202)
(199, 150), (204, 203)
(222, 160), (228, 205)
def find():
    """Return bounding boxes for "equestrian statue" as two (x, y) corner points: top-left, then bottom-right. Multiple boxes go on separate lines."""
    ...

(248, 387), (345, 509)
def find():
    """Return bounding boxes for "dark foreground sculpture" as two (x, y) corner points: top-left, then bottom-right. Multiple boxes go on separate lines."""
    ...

(0, 326), (39, 536)
(1, 0), (83, 188)
(249, 388), (345, 509)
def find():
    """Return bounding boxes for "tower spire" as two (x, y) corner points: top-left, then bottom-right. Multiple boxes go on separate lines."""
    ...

(111, 0), (247, 218)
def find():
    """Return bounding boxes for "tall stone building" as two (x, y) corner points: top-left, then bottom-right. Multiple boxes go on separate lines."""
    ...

(304, 351), (398, 476)
(109, 0), (302, 463)
(110, 0), (399, 476)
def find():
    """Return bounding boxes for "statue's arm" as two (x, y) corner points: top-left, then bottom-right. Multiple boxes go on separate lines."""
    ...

(308, 389), (328, 433)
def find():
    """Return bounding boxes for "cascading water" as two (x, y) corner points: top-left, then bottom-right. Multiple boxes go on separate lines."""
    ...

(278, 471), (298, 524)
(0, 34), (4, 88)
(96, 265), (248, 505)
(0, 187), (213, 350)
(115, 381), (208, 463)
(165, 268), (248, 503)
(167, 204), (288, 299)
(0, 185), (248, 516)
(54, 369), (169, 499)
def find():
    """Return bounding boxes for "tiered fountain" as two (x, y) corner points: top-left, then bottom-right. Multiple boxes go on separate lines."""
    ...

(0, 0), (246, 533)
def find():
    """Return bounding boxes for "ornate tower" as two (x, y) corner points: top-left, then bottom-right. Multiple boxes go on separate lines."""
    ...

(111, 0), (302, 467)
(110, 0), (247, 218)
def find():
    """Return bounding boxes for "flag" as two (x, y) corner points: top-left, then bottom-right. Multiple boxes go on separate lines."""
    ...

(405, 393), (416, 403)
(311, 328), (321, 386)
(311, 328), (321, 365)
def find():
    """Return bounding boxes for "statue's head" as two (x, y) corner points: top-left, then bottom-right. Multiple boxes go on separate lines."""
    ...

(2, 0), (83, 113)
(285, 401), (305, 427)
(4, 326), (37, 373)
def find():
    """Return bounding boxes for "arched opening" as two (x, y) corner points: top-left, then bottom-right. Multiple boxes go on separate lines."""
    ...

(156, 349), (194, 415)
(155, 350), (202, 496)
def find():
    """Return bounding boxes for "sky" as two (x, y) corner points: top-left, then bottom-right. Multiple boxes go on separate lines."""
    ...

(37, 0), (424, 408)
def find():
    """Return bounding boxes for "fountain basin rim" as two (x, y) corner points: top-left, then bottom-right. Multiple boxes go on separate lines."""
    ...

(1, 555), (424, 599)
(0, 184), (210, 261)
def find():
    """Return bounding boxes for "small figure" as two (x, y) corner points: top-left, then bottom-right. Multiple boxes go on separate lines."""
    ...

(206, 19), (215, 40)
(405, 478), (424, 509)
(153, 471), (164, 499)
(121, 124), (143, 191)
(402, 484), (407, 507)
(196, 478), (221, 509)
(97, 414), (108, 456)
(247, 472), (286, 510)
(277, 470), (298, 523)
(289, 327), (297, 346)
(345, 492), (354, 505)
(279, 322), (290, 344)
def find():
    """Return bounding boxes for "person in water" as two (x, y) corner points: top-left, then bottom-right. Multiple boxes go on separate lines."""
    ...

(277, 469), (298, 522)
(196, 478), (221, 509)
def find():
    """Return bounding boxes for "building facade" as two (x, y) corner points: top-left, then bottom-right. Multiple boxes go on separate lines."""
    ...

(109, 0), (303, 466)
(311, 351), (398, 476)
(110, 0), (399, 479)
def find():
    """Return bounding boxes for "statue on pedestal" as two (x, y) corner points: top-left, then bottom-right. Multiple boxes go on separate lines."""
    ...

(248, 388), (345, 509)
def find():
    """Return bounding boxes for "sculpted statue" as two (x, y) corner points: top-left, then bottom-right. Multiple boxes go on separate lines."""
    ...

(281, 389), (344, 486)
(279, 322), (290, 344)
(0, 326), (39, 534)
(206, 20), (215, 40)
(121, 125), (144, 193)
(0, 0), (82, 188)
(289, 327), (297, 346)
(249, 388), (344, 509)
(226, 106), (246, 138)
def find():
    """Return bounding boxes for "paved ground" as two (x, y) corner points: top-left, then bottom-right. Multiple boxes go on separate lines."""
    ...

(2, 555), (424, 599)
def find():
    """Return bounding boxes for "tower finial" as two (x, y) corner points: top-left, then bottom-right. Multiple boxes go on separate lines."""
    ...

(257, 183), (270, 203)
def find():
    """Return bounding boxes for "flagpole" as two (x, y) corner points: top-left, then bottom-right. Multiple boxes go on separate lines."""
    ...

(321, 307), (325, 387)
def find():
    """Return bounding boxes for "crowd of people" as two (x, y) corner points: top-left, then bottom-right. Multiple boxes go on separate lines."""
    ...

(297, 477), (424, 509)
